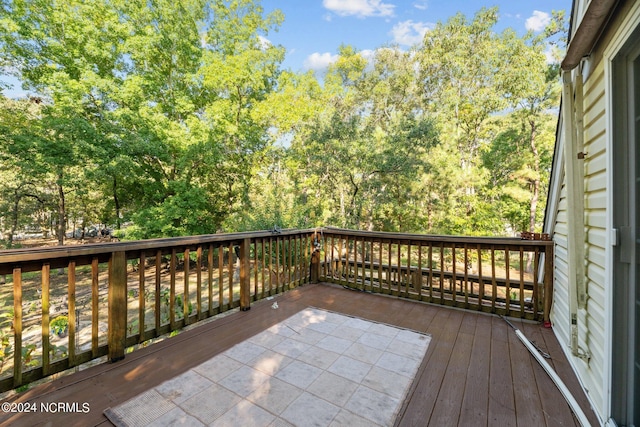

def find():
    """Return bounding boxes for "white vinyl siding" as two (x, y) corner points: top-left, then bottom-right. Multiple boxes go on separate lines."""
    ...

(580, 57), (607, 418)
(551, 58), (608, 419)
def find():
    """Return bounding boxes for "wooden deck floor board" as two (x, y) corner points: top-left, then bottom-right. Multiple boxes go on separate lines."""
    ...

(458, 312), (492, 427)
(0, 284), (598, 427)
(509, 319), (547, 427)
(528, 321), (601, 427)
(395, 307), (457, 426)
(488, 315), (517, 426)
(427, 311), (474, 426)
(517, 321), (581, 426)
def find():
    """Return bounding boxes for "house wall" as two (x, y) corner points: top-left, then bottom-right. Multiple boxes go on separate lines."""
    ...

(548, 1), (640, 424)
(551, 59), (607, 421)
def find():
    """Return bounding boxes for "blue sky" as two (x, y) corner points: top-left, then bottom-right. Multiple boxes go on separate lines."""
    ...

(261, 0), (572, 72)
(1, 0), (571, 98)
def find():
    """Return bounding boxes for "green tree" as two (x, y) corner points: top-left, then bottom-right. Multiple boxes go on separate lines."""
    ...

(1, 0), (286, 239)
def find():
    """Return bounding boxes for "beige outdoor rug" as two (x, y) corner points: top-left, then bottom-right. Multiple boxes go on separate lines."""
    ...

(104, 307), (431, 427)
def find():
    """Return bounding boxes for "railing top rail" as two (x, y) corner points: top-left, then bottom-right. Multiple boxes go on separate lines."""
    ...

(321, 227), (554, 247)
(0, 228), (318, 264)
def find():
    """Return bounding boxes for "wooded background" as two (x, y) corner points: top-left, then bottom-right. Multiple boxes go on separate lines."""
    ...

(0, 0), (565, 246)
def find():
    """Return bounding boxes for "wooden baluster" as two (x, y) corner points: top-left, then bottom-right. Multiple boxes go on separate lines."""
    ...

(543, 243), (554, 326)
(68, 261), (76, 366)
(505, 248), (511, 313)
(378, 240), (383, 290)
(275, 238), (281, 293)
(439, 243), (445, 305)
(218, 246), (224, 309)
(338, 237), (344, 282)
(369, 239), (374, 291)
(477, 245), (483, 311)
(42, 263), (50, 375)
(155, 250), (161, 329)
(13, 267), (22, 388)
(397, 242), (402, 296)
(345, 237), (351, 288)
(91, 258), (99, 358)
(228, 243), (234, 306)
(208, 245), (214, 316)
(240, 238), (251, 311)
(288, 235), (293, 287)
(282, 236), (293, 292)
(519, 247), (525, 317)
(139, 252), (146, 342)
(406, 241), (412, 297)
(332, 235), (337, 279)
(358, 237), (362, 289)
(428, 243), (433, 302)
(390, 241), (395, 294)
(303, 235), (308, 283)
(267, 238), (273, 295)
(463, 245), (469, 308)
(170, 249), (176, 329)
(451, 244), (457, 302)
(260, 239), (266, 298)
(196, 246), (202, 320)
(417, 244), (423, 299)
(533, 247), (540, 320)
(491, 246), (497, 313)
(184, 248), (190, 325)
(253, 240), (259, 297)
(323, 233), (328, 280)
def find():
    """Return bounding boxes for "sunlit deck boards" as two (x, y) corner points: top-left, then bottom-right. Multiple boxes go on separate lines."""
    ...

(0, 283), (598, 427)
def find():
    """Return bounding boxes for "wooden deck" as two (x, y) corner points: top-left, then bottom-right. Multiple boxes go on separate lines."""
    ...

(0, 283), (599, 427)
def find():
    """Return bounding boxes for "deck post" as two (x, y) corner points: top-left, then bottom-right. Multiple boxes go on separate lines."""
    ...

(240, 238), (251, 311)
(309, 242), (320, 283)
(108, 251), (127, 362)
(543, 243), (554, 327)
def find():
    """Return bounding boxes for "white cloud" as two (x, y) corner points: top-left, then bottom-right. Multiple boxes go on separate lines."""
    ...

(525, 10), (551, 32)
(323, 0), (395, 18)
(544, 43), (562, 64)
(413, 1), (428, 10)
(360, 49), (376, 61)
(303, 52), (339, 71)
(257, 35), (272, 50)
(391, 20), (432, 46)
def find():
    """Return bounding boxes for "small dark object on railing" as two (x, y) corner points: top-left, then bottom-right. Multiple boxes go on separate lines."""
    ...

(520, 231), (550, 241)
(271, 225), (281, 234)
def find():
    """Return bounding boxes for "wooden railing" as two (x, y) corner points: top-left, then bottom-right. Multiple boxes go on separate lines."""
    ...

(0, 227), (553, 393)
(318, 228), (553, 322)
(0, 229), (317, 392)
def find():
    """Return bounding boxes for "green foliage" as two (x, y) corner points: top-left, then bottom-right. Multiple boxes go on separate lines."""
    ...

(21, 344), (38, 369)
(0, 329), (12, 373)
(49, 343), (68, 360)
(50, 315), (69, 336)
(0, 3), (565, 239)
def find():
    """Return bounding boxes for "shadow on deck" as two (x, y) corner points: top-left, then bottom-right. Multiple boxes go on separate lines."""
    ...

(0, 283), (598, 427)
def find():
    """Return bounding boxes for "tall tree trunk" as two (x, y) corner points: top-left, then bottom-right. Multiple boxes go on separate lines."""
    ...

(57, 177), (66, 246)
(527, 120), (540, 272)
(113, 176), (121, 229)
(9, 189), (20, 247)
(528, 120), (540, 234)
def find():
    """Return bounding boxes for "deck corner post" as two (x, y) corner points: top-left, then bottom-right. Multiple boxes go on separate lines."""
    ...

(240, 238), (251, 311)
(108, 251), (127, 362)
(311, 245), (320, 284)
(543, 243), (554, 326)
